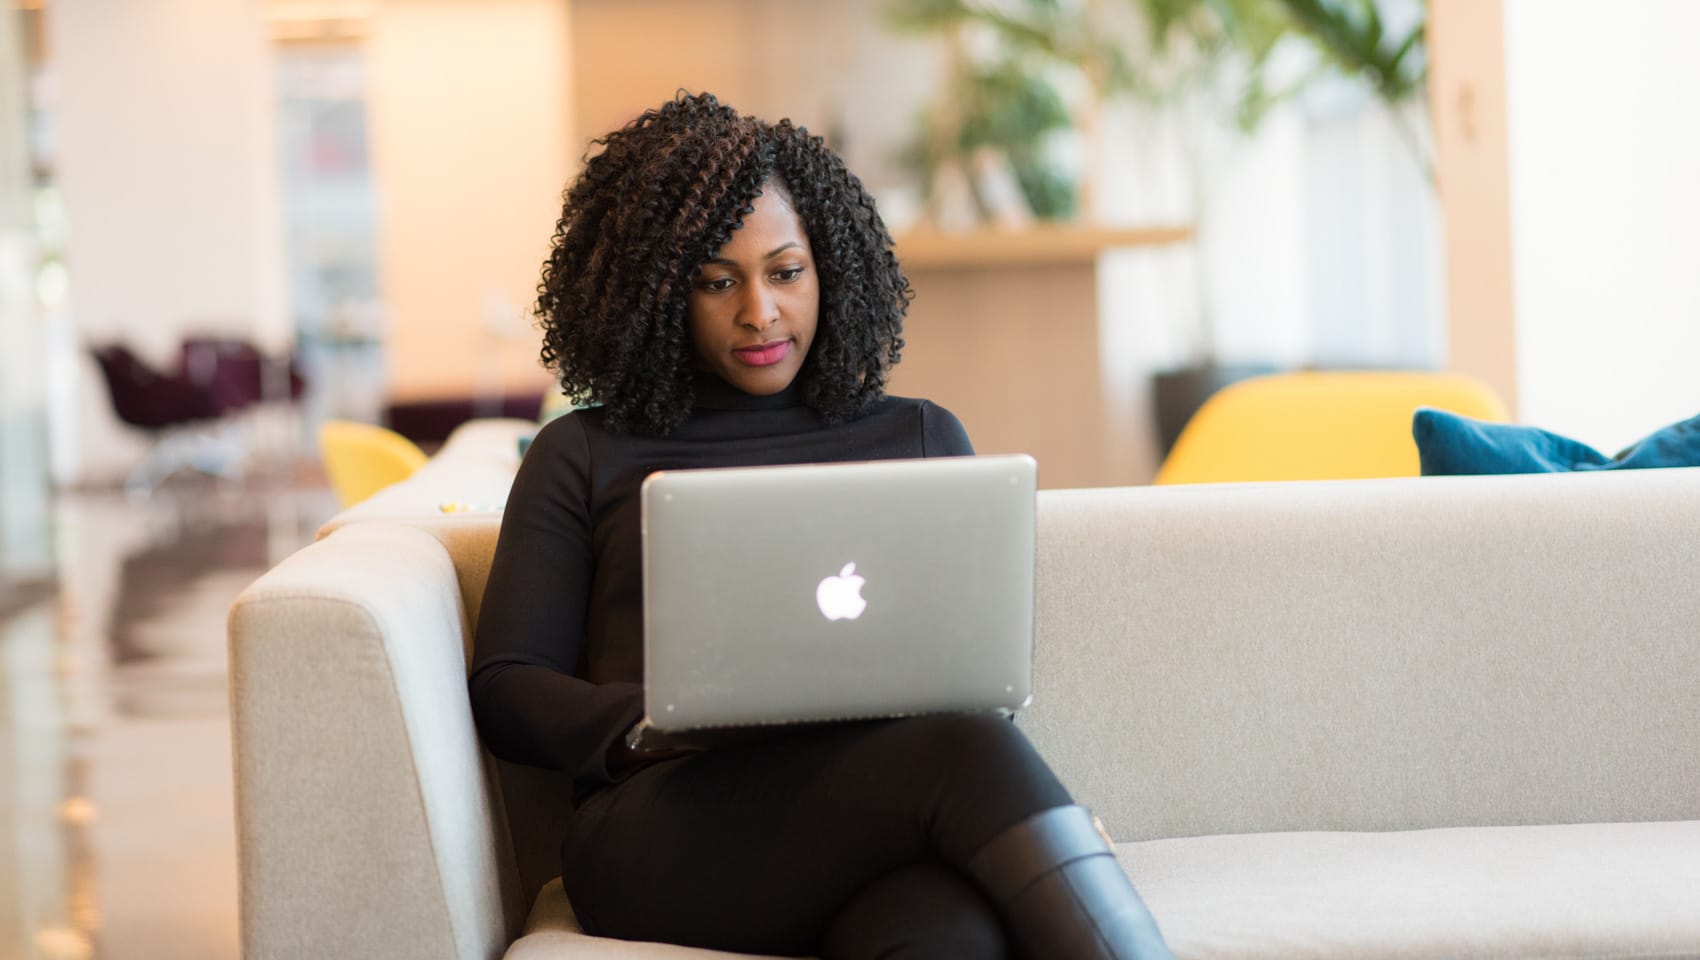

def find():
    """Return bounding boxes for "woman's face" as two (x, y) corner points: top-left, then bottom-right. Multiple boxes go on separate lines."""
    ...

(687, 183), (819, 396)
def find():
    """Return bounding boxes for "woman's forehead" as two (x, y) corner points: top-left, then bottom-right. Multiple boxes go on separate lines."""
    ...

(706, 188), (810, 262)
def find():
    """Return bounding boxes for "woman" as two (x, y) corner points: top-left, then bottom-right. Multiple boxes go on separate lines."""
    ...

(470, 92), (1172, 960)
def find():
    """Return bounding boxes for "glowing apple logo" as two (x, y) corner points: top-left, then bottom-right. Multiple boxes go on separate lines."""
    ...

(816, 562), (868, 621)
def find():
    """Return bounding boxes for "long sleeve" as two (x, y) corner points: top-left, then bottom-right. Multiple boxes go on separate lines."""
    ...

(469, 388), (975, 796)
(468, 414), (643, 792)
(920, 400), (974, 457)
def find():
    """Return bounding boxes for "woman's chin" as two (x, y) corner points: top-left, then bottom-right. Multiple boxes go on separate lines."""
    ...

(731, 371), (795, 395)
(721, 359), (801, 396)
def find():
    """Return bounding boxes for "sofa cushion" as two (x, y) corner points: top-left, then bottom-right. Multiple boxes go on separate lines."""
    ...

(508, 879), (797, 958)
(1134, 821), (1700, 959)
(508, 821), (1700, 959)
(1413, 407), (1700, 475)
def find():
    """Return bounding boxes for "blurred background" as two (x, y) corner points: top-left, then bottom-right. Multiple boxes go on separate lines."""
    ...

(2, 0), (1697, 957)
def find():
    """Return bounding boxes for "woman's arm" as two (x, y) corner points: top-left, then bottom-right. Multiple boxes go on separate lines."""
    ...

(468, 414), (645, 791)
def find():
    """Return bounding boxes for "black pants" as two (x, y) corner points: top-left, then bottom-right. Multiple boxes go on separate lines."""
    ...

(562, 713), (1073, 959)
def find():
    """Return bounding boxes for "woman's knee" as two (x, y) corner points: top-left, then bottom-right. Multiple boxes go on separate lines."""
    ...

(875, 714), (1072, 856)
(820, 861), (1010, 960)
(892, 715), (1067, 800)
(884, 714), (1036, 772)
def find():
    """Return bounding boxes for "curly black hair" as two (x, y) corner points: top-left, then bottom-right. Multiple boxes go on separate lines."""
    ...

(536, 91), (911, 435)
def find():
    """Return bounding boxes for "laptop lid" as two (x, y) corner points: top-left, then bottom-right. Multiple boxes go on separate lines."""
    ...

(640, 454), (1036, 732)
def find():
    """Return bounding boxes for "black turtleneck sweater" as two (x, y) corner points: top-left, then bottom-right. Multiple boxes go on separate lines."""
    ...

(469, 373), (973, 796)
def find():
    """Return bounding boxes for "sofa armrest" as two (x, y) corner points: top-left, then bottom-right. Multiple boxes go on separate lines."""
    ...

(1020, 468), (1700, 842)
(228, 522), (523, 960)
(315, 418), (535, 540)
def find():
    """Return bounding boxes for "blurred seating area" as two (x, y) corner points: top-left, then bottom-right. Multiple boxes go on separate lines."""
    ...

(89, 337), (307, 494)
(317, 419), (426, 508)
(1154, 371), (1511, 485)
(383, 392), (544, 451)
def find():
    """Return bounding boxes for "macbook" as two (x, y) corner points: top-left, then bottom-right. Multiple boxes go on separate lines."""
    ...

(633, 454), (1037, 748)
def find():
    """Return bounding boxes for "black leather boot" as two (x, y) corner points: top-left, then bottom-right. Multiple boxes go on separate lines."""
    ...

(967, 805), (1174, 960)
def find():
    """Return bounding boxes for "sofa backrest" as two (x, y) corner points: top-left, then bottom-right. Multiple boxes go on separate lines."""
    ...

(329, 454), (1700, 851)
(1019, 467), (1700, 841)
(316, 417), (533, 632)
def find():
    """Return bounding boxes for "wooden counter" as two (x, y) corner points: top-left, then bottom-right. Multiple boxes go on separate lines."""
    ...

(887, 224), (1193, 489)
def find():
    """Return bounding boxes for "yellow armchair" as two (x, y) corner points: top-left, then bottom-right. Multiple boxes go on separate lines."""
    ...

(318, 420), (430, 507)
(1155, 371), (1509, 485)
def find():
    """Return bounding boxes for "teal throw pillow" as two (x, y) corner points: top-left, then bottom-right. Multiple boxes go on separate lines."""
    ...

(1413, 408), (1700, 476)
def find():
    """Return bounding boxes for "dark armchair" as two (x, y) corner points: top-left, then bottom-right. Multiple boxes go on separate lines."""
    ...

(90, 344), (223, 429)
(90, 340), (308, 494)
(180, 336), (307, 414)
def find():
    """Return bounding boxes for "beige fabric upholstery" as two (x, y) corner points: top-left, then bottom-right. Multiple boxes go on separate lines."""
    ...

(508, 880), (798, 959)
(1019, 467), (1700, 841)
(318, 417), (533, 535)
(316, 417), (525, 633)
(1133, 821), (1700, 959)
(229, 424), (1700, 960)
(509, 822), (1700, 960)
(229, 522), (523, 960)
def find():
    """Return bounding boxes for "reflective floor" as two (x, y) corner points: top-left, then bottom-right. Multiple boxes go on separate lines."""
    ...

(1, 468), (338, 960)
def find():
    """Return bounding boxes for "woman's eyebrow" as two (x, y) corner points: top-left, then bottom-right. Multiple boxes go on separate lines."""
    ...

(704, 242), (802, 267)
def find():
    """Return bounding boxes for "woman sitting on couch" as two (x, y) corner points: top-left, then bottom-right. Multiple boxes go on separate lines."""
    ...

(468, 91), (1172, 960)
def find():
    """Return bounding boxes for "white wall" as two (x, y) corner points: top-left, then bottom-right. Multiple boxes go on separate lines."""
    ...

(570, 0), (939, 202)
(365, 0), (571, 402)
(2, 4), (52, 565)
(571, 0), (1441, 403)
(1504, 0), (1700, 451)
(50, 0), (575, 480)
(49, 0), (284, 482)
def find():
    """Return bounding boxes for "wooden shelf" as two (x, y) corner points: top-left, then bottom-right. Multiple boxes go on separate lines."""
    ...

(892, 223), (1194, 270)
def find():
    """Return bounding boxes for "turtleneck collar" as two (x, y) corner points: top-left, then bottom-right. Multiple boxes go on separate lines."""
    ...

(691, 370), (805, 412)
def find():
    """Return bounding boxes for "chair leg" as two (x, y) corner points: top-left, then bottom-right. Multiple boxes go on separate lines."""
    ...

(123, 421), (251, 498)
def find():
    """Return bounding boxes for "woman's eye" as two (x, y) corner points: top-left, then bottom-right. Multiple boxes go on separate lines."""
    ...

(774, 266), (804, 282)
(699, 277), (734, 292)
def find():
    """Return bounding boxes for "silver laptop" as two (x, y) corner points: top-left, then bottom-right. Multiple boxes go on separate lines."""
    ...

(633, 454), (1037, 748)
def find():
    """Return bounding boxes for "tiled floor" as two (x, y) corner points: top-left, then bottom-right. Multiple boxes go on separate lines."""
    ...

(1, 469), (338, 960)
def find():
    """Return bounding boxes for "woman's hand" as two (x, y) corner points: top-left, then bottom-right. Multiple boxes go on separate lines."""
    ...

(606, 733), (696, 775)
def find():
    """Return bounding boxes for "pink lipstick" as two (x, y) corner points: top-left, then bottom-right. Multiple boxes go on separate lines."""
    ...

(733, 340), (791, 367)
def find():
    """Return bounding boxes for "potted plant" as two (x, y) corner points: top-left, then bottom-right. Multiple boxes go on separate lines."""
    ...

(887, 0), (1432, 452)
(1143, 0), (1431, 450)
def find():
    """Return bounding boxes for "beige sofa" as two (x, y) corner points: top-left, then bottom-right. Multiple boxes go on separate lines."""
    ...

(228, 419), (1700, 959)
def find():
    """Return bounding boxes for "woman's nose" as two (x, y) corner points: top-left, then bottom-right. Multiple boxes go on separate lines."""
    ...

(738, 283), (779, 330)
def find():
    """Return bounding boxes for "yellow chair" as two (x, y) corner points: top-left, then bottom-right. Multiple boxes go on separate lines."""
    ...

(1154, 370), (1510, 485)
(318, 419), (430, 507)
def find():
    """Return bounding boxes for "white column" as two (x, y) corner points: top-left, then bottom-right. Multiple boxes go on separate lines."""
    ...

(1502, 0), (1700, 450)
(1433, 0), (1700, 448)
(365, 0), (572, 404)
(1, 5), (52, 566)
(48, 0), (283, 482)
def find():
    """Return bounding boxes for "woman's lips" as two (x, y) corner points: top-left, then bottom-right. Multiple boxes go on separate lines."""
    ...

(733, 340), (792, 367)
